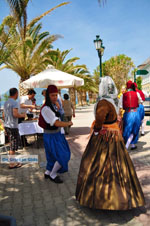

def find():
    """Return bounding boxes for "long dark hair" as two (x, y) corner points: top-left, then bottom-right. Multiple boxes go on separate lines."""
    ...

(45, 88), (60, 117)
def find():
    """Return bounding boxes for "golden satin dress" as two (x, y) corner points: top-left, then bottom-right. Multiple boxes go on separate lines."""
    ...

(75, 100), (145, 210)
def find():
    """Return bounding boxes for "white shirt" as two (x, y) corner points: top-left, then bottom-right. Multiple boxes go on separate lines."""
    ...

(41, 106), (59, 126)
(19, 96), (32, 113)
(143, 90), (149, 98)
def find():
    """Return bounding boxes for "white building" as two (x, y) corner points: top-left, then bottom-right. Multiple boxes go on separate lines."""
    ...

(137, 58), (150, 94)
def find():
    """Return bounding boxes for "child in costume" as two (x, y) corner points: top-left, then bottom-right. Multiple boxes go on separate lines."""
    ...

(39, 85), (73, 183)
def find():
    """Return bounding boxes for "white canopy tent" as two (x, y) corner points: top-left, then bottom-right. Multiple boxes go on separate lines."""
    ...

(21, 66), (84, 89)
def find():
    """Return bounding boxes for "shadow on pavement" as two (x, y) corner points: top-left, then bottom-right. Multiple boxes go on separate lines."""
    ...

(66, 126), (90, 157)
(69, 126), (90, 136)
(0, 122), (150, 225)
(53, 196), (147, 225)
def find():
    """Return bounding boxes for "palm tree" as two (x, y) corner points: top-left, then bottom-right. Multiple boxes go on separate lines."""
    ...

(5, 1), (69, 40)
(0, 1), (69, 64)
(47, 48), (99, 105)
(47, 48), (87, 72)
(6, 0), (29, 39)
(47, 48), (91, 105)
(0, 16), (58, 95)
(76, 70), (98, 105)
(0, 0), (29, 65)
(0, 2), (69, 94)
(0, 17), (16, 66)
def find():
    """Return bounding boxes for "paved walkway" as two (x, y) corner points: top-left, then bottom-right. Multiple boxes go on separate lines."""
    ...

(0, 104), (150, 226)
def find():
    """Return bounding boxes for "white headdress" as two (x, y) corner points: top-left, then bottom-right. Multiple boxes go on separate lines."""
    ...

(99, 76), (118, 99)
(95, 76), (119, 115)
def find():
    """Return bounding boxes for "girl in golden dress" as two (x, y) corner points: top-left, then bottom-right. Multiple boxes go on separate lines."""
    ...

(75, 76), (145, 210)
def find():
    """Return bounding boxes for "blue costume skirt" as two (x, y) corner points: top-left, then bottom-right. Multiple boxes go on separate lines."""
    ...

(138, 104), (145, 121)
(123, 111), (141, 144)
(43, 131), (71, 173)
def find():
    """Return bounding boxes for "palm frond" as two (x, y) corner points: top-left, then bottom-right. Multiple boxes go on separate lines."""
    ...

(98, 0), (106, 5)
(6, 0), (29, 39)
(27, 2), (70, 30)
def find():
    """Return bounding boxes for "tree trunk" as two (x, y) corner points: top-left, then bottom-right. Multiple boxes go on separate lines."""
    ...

(77, 91), (81, 105)
(69, 88), (76, 106)
(83, 91), (86, 105)
(19, 78), (28, 97)
(93, 93), (98, 103)
(79, 91), (83, 106)
(89, 91), (93, 103)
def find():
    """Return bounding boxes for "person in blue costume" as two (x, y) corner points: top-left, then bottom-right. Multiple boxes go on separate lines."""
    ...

(119, 80), (142, 150)
(38, 85), (73, 183)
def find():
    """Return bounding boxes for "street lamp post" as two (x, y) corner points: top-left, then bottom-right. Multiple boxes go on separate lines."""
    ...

(94, 35), (105, 78)
(134, 71), (136, 83)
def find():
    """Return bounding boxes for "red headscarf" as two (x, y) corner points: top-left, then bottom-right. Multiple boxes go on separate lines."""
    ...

(47, 85), (58, 94)
(126, 80), (133, 89)
(133, 82), (137, 88)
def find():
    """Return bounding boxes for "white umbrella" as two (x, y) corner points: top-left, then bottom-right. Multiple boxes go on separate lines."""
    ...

(21, 66), (84, 88)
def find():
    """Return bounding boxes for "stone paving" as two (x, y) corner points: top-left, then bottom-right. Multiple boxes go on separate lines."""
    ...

(0, 104), (150, 226)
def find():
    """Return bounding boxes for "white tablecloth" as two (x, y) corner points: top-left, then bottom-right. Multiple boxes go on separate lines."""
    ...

(18, 121), (43, 136)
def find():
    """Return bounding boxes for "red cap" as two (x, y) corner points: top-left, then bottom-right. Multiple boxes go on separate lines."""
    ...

(47, 85), (58, 94)
(126, 80), (133, 89)
(133, 82), (137, 88)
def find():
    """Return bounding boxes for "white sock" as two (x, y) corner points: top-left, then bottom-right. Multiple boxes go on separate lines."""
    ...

(50, 161), (61, 179)
(141, 120), (145, 134)
(131, 144), (136, 148)
(126, 134), (134, 149)
(45, 170), (51, 175)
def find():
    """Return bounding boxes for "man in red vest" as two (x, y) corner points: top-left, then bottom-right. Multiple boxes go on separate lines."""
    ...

(120, 80), (142, 150)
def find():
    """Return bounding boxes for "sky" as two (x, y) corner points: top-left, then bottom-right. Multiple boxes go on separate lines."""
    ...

(0, 0), (150, 94)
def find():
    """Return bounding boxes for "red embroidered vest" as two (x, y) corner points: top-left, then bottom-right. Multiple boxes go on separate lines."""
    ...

(38, 104), (58, 130)
(123, 91), (139, 110)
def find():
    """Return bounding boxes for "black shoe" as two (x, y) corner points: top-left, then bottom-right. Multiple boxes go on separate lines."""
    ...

(141, 133), (145, 136)
(49, 176), (63, 184)
(44, 174), (50, 179)
(131, 146), (137, 150)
